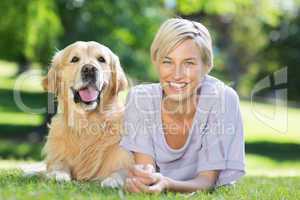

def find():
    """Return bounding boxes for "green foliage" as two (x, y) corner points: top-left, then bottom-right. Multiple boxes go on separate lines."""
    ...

(25, 0), (63, 64)
(177, 0), (282, 26)
(176, 0), (299, 100)
(177, 0), (252, 15)
(55, 0), (167, 81)
(0, 0), (299, 98)
(262, 13), (300, 101)
(0, 0), (62, 65)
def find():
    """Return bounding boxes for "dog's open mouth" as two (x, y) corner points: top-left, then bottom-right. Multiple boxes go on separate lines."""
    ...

(72, 86), (101, 105)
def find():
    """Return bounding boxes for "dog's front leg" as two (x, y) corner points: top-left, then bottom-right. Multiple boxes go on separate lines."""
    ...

(46, 161), (72, 182)
(100, 169), (128, 188)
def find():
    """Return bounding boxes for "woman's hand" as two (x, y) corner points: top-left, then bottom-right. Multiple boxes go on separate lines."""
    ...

(124, 164), (169, 193)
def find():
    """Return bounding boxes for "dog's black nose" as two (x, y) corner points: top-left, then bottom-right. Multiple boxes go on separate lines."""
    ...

(81, 64), (98, 82)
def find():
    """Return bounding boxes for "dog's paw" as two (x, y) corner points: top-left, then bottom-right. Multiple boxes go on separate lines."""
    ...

(101, 173), (124, 188)
(46, 170), (71, 182)
(19, 162), (46, 177)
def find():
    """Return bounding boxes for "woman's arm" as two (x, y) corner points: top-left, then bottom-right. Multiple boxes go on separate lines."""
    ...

(164, 170), (220, 193)
(125, 152), (157, 192)
(127, 169), (219, 193)
(134, 152), (155, 167)
(126, 152), (220, 193)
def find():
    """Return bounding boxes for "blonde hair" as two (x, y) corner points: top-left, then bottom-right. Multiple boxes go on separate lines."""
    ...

(150, 18), (213, 74)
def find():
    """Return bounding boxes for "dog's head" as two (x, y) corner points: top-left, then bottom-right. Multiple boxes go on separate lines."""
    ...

(43, 41), (127, 112)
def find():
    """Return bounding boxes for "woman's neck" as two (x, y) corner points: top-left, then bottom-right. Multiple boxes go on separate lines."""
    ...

(162, 93), (199, 120)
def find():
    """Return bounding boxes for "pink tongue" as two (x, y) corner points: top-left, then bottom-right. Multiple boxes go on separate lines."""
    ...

(78, 87), (99, 102)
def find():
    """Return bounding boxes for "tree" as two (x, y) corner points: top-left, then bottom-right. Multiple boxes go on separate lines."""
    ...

(262, 10), (300, 102)
(0, 0), (62, 74)
(55, 0), (168, 82)
(176, 0), (285, 94)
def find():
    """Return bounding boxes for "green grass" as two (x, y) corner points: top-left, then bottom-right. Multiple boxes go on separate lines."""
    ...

(0, 169), (299, 200)
(0, 141), (42, 160)
(241, 101), (300, 143)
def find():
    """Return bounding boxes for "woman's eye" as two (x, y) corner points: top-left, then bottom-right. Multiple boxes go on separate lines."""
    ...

(71, 56), (80, 63)
(162, 61), (171, 64)
(98, 56), (106, 63)
(184, 62), (195, 66)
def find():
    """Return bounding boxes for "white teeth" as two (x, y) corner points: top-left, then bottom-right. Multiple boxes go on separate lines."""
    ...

(169, 82), (187, 89)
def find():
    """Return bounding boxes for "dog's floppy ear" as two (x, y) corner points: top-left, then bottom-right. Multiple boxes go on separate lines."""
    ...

(111, 53), (128, 94)
(42, 51), (62, 94)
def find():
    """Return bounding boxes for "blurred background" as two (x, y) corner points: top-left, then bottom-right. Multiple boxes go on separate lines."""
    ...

(0, 0), (299, 177)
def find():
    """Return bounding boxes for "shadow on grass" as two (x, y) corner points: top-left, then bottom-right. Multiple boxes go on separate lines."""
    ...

(1, 139), (299, 162)
(0, 88), (51, 139)
(0, 88), (47, 113)
(0, 125), (40, 139)
(245, 141), (300, 161)
(0, 140), (43, 160)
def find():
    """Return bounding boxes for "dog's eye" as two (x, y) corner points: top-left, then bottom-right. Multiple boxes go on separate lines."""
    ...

(97, 56), (106, 63)
(71, 56), (80, 63)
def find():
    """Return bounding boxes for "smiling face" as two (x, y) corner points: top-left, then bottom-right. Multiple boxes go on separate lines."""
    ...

(66, 42), (111, 111)
(157, 39), (205, 101)
(43, 41), (127, 112)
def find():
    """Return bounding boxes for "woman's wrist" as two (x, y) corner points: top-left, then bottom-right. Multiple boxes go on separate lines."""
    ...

(162, 176), (172, 191)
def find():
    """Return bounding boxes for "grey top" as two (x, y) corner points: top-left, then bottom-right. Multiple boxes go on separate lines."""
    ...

(120, 75), (245, 187)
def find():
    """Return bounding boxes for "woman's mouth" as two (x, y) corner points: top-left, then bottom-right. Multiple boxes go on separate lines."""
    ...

(169, 82), (187, 89)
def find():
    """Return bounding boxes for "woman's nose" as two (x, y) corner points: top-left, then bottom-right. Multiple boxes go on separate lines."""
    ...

(173, 65), (184, 80)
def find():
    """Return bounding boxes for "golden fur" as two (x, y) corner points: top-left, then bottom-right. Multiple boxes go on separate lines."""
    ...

(42, 41), (133, 182)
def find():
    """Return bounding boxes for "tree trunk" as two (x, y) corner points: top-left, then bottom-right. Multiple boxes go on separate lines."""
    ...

(17, 55), (31, 75)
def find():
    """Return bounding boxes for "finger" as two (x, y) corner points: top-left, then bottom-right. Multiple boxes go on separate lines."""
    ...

(124, 180), (131, 192)
(132, 178), (151, 193)
(136, 176), (154, 185)
(133, 165), (148, 173)
(144, 164), (155, 173)
(132, 165), (154, 179)
(127, 169), (134, 178)
(125, 179), (141, 193)
(148, 172), (162, 184)
(148, 182), (164, 193)
(128, 167), (147, 179)
(128, 168), (154, 185)
(124, 179), (132, 192)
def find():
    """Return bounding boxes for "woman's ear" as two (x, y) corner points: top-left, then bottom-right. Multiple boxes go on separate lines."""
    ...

(42, 50), (62, 94)
(111, 53), (128, 94)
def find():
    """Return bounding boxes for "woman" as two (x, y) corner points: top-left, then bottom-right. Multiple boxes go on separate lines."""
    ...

(120, 18), (245, 193)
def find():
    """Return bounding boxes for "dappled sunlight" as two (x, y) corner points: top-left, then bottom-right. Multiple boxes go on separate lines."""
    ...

(241, 101), (300, 143)
(0, 160), (37, 170)
(0, 61), (18, 77)
(246, 154), (300, 177)
(0, 112), (43, 126)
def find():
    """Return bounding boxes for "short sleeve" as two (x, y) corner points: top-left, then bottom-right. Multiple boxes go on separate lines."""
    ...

(120, 88), (155, 158)
(197, 86), (245, 187)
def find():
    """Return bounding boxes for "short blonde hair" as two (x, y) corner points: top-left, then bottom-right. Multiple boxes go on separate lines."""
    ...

(151, 18), (213, 74)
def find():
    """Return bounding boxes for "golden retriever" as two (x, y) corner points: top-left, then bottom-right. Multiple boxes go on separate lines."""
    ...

(42, 41), (133, 187)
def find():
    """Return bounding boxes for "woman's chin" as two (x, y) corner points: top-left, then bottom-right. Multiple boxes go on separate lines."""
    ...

(164, 92), (190, 102)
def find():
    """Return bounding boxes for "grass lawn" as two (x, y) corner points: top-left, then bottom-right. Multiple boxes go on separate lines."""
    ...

(0, 60), (299, 199)
(0, 169), (299, 200)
